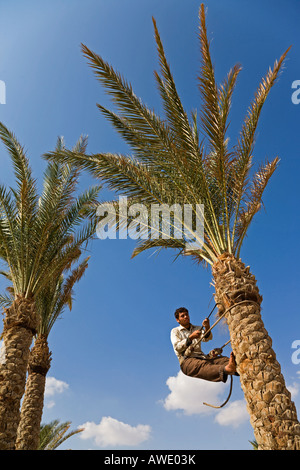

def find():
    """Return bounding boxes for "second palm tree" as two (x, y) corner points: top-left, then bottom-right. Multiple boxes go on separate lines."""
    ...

(0, 130), (100, 450)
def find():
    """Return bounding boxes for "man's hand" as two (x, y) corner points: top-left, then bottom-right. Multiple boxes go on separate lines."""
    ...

(189, 329), (202, 340)
(202, 317), (210, 331)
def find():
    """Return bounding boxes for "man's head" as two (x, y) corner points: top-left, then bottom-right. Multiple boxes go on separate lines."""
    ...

(174, 307), (190, 328)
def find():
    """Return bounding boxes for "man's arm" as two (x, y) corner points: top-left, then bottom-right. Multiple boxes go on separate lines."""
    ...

(171, 328), (202, 354)
(170, 329), (190, 354)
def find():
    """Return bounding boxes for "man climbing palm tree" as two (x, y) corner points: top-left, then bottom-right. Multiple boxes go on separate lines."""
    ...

(46, 4), (299, 450)
(171, 307), (236, 383)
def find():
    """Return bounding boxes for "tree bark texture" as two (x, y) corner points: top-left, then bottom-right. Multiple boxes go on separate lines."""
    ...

(0, 295), (37, 450)
(15, 335), (51, 450)
(212, 253), (300, 450)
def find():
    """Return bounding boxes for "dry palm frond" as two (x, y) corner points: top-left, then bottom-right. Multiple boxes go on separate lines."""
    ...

(37, 256), (90, 335)
(233, 157), (280, 255)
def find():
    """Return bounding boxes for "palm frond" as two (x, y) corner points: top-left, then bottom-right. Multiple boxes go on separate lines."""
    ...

(198, 6), (243, 253)
(234, 157), (280, 256)
(0, 292), (13, 310)
(0, 122), (38, 210)
(0, 122), (38, 269)
(81, 43), (175, 156)
(231, 46), (291, 246)
(38, 256), (89, 335)
(153, 17), (199, 159)
(0, 128), (98, 298)
(131, 237), (186, 258)
(39, 420), (83, 450)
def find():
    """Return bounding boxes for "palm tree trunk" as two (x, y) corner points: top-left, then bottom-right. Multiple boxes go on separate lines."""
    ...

(0, 294), (37, 450)
(212, 253), (300, 450)
(15, 334), (51, 450)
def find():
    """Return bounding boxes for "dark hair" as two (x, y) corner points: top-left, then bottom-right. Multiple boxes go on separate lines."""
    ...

(174, 307), (189, 320)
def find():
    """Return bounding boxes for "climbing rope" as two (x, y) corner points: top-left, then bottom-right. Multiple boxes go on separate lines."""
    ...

(208, 339), (231, 359)
(186, 299), (261, 356)
(203, 375), (233, 409)
(193, 299), (261, 409)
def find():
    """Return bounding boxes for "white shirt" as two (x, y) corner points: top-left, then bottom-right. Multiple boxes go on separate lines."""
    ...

(170, 323), (213, 365)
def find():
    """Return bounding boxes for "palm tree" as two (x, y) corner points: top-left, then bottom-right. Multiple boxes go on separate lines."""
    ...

(13, 256), (89, 450)
(0, 127), (100, 450)
(45, 5), (299, 449)
(39, 419), (83, 450)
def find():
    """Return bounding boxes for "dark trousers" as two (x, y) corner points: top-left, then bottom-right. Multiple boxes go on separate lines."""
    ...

(180, 355), (229, 383)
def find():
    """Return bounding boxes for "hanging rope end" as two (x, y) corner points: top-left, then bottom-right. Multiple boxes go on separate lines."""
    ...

(202, 376), (233, 409)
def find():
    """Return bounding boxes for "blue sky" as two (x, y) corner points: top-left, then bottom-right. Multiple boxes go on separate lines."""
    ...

(0, 0), (299, 450)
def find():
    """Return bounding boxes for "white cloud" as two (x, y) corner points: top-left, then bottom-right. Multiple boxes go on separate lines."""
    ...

(45, 400), (55, 409)
(287, 381), (299, 399)
(45, 376), (69, 396)
(44, 376), (69, 408)
(214, 400), (248, 428)
(163, 371), (226, 415)
(163, 371), (249, 428)
(79, 416), (151, 447)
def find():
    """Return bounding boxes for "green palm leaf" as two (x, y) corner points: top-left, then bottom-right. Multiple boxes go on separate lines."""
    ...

(0, 126), (101, 297)
(39, 420), (83, 450)
(45, 4), (289, 267)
